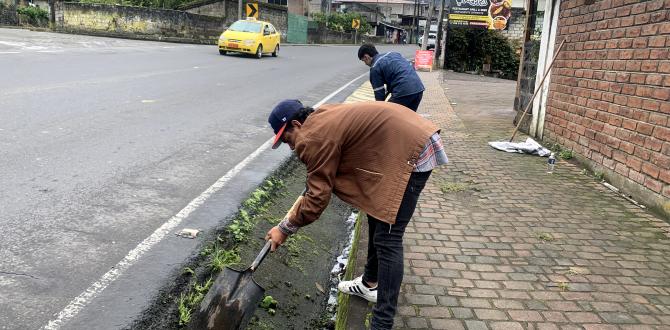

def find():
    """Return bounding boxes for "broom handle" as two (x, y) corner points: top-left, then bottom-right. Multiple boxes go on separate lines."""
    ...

(509, 39), (566, 142)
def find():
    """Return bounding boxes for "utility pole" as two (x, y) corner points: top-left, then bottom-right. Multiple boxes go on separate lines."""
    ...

(434, 0), (445, 65)
(238, 0), (243, 20)
(411, 0), (418, 44)
(415, 0), (421, 44)
(420, 0), (434, 50)
(440, 0), (452, 69)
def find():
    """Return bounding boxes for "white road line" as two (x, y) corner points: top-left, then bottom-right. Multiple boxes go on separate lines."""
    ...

(314, 71), (368, 108)
(0, 51), (21, 54)
(41, 70), (369, 330)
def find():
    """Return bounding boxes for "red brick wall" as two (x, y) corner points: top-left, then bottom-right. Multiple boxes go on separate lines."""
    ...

(544, 0), (670, 200)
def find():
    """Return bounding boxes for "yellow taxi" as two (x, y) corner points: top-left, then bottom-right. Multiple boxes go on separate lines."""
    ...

(218, 18), (280, 59)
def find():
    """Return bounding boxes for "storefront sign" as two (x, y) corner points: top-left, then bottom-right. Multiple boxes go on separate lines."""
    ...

(449, 0), (512, 30)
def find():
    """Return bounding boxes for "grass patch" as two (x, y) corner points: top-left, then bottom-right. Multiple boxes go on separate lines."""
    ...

(557, 281), (570, 291)
(208, 246), (241, 272)
(538, 232), (554, 242)
(594, 171), (604, 181)
(559, 150), (574, 160)
(177, 277), (214, 325)
(364, 311), (373, 329)
(440, 182), (468, 193)
(335, 212), (364, 330)
(260, 295), (278, 316)
(173, 176), (285, 327)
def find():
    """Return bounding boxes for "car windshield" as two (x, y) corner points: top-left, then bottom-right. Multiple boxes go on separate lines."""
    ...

(228, 21), (262, 33)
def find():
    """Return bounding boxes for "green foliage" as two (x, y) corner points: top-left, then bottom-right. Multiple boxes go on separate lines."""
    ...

(177, 293), (192, 325)
(17, 6), (48, 26)
(440, 182), (468, 193)
(594, 171), (604, 181)
(538, 232), (554, 242)
(446, 27), (520, 80)
(312, 12), (372, 34)
(78, 0), (190, 10)
(209, 246), (241, 272)
(260, 295), (278, 311)
(559, 149), (574, 160)
(177, 278), (214, 325)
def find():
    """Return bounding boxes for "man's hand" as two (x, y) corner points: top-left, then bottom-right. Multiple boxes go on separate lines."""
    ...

(265, 226), (288, 252)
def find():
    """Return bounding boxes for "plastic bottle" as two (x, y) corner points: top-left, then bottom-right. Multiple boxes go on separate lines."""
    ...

(547, 153), (556, 173)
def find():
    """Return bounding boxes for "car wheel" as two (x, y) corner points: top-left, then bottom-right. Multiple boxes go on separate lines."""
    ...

(255, 45), (263, 59)
(219, 49), (227, 55)
(272, 45), (278, 57)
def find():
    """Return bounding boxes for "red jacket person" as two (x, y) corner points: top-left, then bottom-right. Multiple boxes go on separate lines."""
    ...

(266, 99), (447, 329)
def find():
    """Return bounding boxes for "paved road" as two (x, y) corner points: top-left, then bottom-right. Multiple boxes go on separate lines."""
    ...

(0, 28), (418, 329)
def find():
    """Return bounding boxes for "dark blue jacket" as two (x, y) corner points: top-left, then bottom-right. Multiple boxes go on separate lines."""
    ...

(370, 52), (425, 101)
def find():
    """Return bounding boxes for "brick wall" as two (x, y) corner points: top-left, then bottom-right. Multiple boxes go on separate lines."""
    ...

(544, 0), (669, 216)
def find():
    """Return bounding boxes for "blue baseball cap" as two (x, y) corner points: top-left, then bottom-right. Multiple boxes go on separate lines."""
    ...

(268, 99), (303, 149)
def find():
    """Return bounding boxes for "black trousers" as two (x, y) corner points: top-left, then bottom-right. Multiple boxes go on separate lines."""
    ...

(389, 91), (423, 112)
(362, 170), (432, 329)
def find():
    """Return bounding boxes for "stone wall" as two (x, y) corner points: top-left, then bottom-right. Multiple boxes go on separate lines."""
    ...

(0, 2), (18, 25)
(181, 0), (287, 38)
(544, 0), (670, 216)
(56, 2), (225, 44)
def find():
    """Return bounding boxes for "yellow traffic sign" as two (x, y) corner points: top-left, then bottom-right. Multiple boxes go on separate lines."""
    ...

(352, 19), (360, 30)
(246, 3), (258, 19)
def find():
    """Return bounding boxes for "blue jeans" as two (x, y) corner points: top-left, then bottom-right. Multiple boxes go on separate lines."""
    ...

(363, 171), (431, 329)
(390, 92), (423, 112)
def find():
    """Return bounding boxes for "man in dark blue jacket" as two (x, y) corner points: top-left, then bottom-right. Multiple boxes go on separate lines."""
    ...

(358, 44), (425, 111)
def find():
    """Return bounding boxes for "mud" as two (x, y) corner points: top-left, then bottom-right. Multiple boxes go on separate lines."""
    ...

(129, 156), (353, 329)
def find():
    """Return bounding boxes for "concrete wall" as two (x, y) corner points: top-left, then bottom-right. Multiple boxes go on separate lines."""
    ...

(544, 0), (670, 217)
(56, 2), (225, 44)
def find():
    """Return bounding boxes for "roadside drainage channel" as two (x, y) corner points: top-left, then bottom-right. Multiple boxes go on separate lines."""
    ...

(128, 155), (355, 329)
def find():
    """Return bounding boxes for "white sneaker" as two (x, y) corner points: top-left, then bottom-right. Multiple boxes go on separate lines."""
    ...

(337, 275), (377, 303)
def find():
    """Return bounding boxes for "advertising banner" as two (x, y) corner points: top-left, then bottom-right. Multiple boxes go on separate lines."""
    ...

(414, 50), (434, 71)
(449, 0), (513, 30)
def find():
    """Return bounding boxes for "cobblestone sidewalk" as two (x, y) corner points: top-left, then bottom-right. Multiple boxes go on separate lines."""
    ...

(391, 71), (670, 330)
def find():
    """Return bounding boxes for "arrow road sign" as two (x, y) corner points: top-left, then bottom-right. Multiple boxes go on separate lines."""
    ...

(246, 3), (258, 19)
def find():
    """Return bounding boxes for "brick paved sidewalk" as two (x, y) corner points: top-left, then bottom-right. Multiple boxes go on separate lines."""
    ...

(340, 71), (670, 330)
(389, 71), (670, 330)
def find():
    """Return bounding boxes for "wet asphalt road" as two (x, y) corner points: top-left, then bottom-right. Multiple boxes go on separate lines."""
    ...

(0, 28), (418, 329)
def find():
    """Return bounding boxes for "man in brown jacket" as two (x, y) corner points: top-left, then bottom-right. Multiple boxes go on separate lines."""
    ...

(266, 99), (447, 329)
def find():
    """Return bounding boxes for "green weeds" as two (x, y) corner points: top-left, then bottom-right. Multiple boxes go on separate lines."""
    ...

(559, 150), (574, 160)
(209, 247), (241, 272)
(538, 232), (554, 242)
(177, 277), (214, 325)
(260, 295), (278, 316)
(175, 176), (284, 326)
(440, 182), (468, 193)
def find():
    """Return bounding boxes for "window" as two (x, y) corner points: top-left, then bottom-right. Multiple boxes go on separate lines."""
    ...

(228, 21), (262, 33)
(267, 0), (287, 5)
